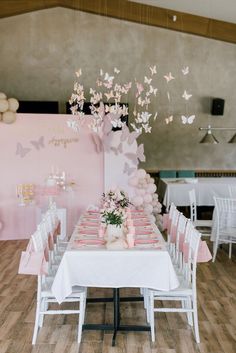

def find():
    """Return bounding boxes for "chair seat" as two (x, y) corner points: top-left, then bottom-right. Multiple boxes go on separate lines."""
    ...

(150, 277), (192, 297)
(42, 278), (85, 298)
(194, 220), (212, 228)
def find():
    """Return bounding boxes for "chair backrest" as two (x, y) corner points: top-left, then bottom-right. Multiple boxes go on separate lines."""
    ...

(177, 170), (195, 178)
(184, 227), (201, 285)
(189, 189), (197, 222)
(159, 170), (177, 178)
(214, 197), (236, 238)
(228, 185), (236, 198)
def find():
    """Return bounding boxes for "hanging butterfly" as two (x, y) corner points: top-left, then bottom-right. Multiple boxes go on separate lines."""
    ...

(30, 136), (45, 150)
(150, 65), (157, 75)
(125, 143), (145, 165)
(128, 131), (141, 145)
(164, 72), (175, 83)
(114, 67), (120, 74)
(153, 112), (158, 121)
(142, 124), (152, 133)
(104, 73), (114, 83)
(144, 76), (152, 84)
(165, 116), (173, 124)
(182, 90), (192, 100)
(121, 125), (129, 142)
(16, 143), (31, 158)
(67, 119), (79, 132)
(136, 82), (144, 97)
(75, 68), (82, 78)
(182, 66), (189, 75)
(149, 85), (158, 96)
(181, 115), (195, 124)
(91, 133), (102, 153)
(130, 123), (142, 133)
(104, 90), (114, 100)
(123, 162), (136, 176)
(110, 143), (123, 155)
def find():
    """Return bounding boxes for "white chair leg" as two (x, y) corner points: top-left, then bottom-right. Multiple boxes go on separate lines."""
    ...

(229, 242), (232, 259)
(77, 296), (85, 343)
(186, 297), (193, 326)
(149, 292), (155, 342)
(192, 298), (200, 343)
(32, 299), (41, 345)
(39, 298), (46, 328)
(212, 241), (218, 262)
(145, 291), (150, 323)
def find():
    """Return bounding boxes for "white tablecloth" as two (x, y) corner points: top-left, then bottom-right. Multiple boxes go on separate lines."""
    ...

(51, 225), (179, 304)
(158, 178), (236, 209)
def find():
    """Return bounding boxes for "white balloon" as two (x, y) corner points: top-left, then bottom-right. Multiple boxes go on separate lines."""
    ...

(0, 99), (9, 113)
(149, 215), (156, 223)
(0, 92), (7, 99)
(8, 98), (19, 112)
(137, 169), (146, 178)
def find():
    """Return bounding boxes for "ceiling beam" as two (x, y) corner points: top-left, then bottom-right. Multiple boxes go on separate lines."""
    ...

(0, 0), (235, 44)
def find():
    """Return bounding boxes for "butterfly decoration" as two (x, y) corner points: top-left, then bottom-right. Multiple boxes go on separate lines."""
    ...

(165, 116), (173, 124)
(182, 90), (192, 100)
(138, 96), (150, 107)
(96, 79), (103, 87)
(150, 65), (157, 75)
(121, 125), (129, 142)
(148, 85), (158, 96)
(181, 115), (195, 124)
(75, 68), (82, 78)
(16, 143), (31, 158)
(153, 112), (158, 121)
(114, 67), (120, 74)
(125, 143), (146, 165)
(164, 72), (175, 83)
(91, 133), (102, 153)
(144, 76), (152, 84)
(123, 162), (136, 176)
(104, 90), (114, 101)
(67, 119), (79, 132)
(111, 143), (123, 155)
(136, 82), (144, 97)
(142, 124), (152, 133)
(130, 123), (142, 133)
(182, 66), (189, 75)
(128, 131), (141, 145)
(30, 136), (45, 150)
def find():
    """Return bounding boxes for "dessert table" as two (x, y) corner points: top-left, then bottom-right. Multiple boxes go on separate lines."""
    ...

(158, 177), (236, 209)
(51, 210), (179, 345)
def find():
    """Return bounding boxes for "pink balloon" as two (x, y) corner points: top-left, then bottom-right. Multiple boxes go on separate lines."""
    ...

(144, 204), (153, 214)
(143, 194), (152, 203)
(137, 169), (146, 178)
(132, 196), (143, 207)
(128, 177), (139, 186)
(147, 183), (157, 194)
(135, 188), (146, 196)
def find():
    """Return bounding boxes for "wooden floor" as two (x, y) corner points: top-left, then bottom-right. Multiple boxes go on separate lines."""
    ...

(0, 240), (235, 353)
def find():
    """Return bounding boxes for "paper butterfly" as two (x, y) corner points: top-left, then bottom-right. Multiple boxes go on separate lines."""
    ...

(165, 116), (173, 124)
(123, 162), (136, 176)
(30, 136), (45, 150)
(128, 131), (141, 145)
(136, 82), (144, 97)
(153, 112), (158, 121)
(16, 143), (31, 158)
(181, 115), (195, 124)
(148, 85), (158, 96)
(182, 90), (192, 100)
(130, 123), (142, 133)
(164, 72), (175, 82)
(144, 76), (152, 84)
(125, 144), (145, 165)
(142, 124), (152, 133)
(114, 67), (120, 74)
(67, 119), (79, 132)
(150, 65), (157, 75)
(121, 125), (129, 142)
(111, 143), (123, 155)
(104, 90), (114, 100)
(91, 133), (102, 153)
(96, 79), (103, 87)
(182, 66), (189, 75)
(75, 68), (82, 78)
(104, 73), (114, 83)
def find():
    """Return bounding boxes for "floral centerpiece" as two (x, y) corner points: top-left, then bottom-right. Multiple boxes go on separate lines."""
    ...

(100, 189), (130, 238)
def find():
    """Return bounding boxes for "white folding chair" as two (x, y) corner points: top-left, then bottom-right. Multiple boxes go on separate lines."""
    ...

(31, 227), (87, 345)
(212, 197), (236, 261)
(147, 227), (201, 344)
(189, 189), (212, 235)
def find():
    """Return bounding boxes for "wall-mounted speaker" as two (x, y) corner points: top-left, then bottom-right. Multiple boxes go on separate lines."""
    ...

(211, 98), (225, 116)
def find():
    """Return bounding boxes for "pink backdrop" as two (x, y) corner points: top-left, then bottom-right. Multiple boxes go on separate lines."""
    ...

(0, 114), (104, 240)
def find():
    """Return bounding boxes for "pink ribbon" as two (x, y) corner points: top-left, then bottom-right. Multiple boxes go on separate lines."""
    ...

(162, 213), (169, 230)
(170, 224), (177, 243)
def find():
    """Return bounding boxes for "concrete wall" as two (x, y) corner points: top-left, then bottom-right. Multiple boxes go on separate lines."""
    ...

(0, 7), (236, 170)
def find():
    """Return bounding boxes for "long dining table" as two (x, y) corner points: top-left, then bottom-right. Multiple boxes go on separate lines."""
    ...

(51, 210), (179, 345)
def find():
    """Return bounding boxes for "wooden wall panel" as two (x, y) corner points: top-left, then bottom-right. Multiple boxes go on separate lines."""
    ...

(0, 0), (235, 44)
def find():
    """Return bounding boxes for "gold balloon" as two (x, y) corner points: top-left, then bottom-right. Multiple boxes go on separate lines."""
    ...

(8, 98), (19, 112)
(0, 99), (9, 113)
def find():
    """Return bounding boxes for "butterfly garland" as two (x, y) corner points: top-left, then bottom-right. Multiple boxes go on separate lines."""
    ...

(16, 136), (45, 158)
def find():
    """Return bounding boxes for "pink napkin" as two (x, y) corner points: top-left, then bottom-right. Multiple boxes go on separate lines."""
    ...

(80, 222), (99, 227)
(197, 240), (212, 262)
(74, 239), (105, 245)
(135, 239), (158, 245)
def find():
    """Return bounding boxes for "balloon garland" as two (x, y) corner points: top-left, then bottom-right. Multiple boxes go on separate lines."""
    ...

(128, 168), (163, 224)
(0, 92), (19, 124)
